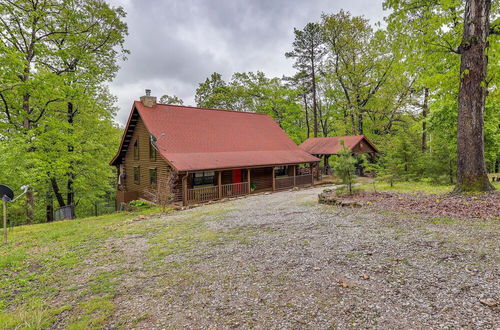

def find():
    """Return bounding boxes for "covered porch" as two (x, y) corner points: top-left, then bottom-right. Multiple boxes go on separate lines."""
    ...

(181, 164), (317, 205)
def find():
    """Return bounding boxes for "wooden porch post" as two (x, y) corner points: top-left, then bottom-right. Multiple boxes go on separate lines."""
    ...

(182, 173), (188, 206)
(218, 171), (222, 199)
(247, 169), (251, 194)
(309, 163), (315, 186)
(272, 167), (276, 191)
(293, 165), (296, 187)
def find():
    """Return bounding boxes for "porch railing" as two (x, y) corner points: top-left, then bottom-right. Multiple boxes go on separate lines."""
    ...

(187, 186), (218, 204)
(185, 173), (313, 205)
(221, 182), (248, 198)
(186, 182), (249, 204)
(295, 174), (313, 186)
(275, 176), (294, 190)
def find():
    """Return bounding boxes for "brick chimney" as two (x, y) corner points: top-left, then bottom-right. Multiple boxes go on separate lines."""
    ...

(140, 89), (156, 107)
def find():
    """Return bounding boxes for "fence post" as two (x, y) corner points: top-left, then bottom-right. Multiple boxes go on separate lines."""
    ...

(182, 173), (188, 206)
(247, 169), (251, 194)
(3, 198), (7, 245)
(218, 171), (222, 199)
(272, 167), (276, 191)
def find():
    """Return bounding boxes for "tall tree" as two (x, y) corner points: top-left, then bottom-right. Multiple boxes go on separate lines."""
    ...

(0, 0), (128, 223)
(285, 23), (325, 137)
(195, 72), (237, 110)
(321, 11), (394, 136)
(159, 94), (184, 105)
(385, 0), (498, 192)
(455, 0), (494, 192)
(42, 0), (128, 207)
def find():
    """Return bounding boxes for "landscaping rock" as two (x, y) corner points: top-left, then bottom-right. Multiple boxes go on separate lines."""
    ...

(318, 190), (339, 205)
(479, 298), (498, 307)
(318, 189), (362, 207)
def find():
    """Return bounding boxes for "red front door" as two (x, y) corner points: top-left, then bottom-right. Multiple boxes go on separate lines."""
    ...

(232, 169), (242, 183)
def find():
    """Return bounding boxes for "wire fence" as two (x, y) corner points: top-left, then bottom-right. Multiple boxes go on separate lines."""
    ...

(54, 205), (75, 221)
(54, 199), (116, 220)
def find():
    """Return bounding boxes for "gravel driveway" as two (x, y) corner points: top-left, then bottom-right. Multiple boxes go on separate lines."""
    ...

(110, 185), (499, 329)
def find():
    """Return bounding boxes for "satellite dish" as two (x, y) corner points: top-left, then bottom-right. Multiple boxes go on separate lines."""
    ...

(0, 185), (14, 201)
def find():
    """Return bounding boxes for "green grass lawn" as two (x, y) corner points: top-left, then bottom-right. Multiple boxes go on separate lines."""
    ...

(0, 207), (162, 329)
(0, 203), (254, 329)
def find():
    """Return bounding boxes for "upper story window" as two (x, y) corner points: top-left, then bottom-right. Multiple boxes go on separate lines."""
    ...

(133, 140), (139, 160)
(149, 138), (157, 161)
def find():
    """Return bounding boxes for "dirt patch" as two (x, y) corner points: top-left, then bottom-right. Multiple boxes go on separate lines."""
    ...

(348, 191), (500, 220)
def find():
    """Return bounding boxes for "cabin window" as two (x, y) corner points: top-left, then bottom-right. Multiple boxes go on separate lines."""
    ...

(274, 166), (288, 177)
(149, 135), (157, 160)
(134, 166), (140, 184)
(133, 140), (139, 160)
(193, 171), (215, 186)
(149, 168), (157, 186)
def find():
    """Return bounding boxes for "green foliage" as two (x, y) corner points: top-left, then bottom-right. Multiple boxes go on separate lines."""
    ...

(384, 0), (499, 191)
(127, 200), (152, 210)
(0, 0), (128, 224)
(159, 94), (184, 105)
(192, 7), (498, 187)
(332, 142), (357, 194)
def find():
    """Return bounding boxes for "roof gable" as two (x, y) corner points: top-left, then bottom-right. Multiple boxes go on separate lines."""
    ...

(299, 136), (379, 155)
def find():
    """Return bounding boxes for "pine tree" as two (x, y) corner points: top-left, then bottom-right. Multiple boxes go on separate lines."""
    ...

(332, 141), (357, 194)
(285, 23), (325, 137)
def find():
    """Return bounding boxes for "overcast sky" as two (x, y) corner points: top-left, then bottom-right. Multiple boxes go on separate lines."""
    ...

(107, 0), (387, 124)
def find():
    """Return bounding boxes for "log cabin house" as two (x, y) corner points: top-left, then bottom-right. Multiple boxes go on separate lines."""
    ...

(299, 136), (379, 175)
(110, 91), (320, 206)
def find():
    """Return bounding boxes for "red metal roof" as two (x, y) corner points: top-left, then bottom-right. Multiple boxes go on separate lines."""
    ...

(111, 102), (319, 171)
(299, 136), (379, 155)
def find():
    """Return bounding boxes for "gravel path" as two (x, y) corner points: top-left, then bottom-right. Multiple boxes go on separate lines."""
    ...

(110, 186), (500, 329)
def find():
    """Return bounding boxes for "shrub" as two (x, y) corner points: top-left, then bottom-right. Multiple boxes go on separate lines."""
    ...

(127, 200), (152, 210)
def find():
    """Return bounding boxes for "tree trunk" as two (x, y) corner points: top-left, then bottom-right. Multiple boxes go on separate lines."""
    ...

(67, 102), (75, 206)
(454, 0), (494, 192)
(422, 88), (429, 151)
(50, 177), (66, 208)
(23, 95), (35, 224)
(311, 58), (318, 137)
(357, 113), (363, 135)
(303, 94), (310, 138)
(350, 114), (356, 135)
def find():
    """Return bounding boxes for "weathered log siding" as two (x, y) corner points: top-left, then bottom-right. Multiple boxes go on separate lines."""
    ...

(122, 117), (173, 200)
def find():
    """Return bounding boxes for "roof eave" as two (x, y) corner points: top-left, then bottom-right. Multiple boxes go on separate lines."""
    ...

(109, 103), (139, 166)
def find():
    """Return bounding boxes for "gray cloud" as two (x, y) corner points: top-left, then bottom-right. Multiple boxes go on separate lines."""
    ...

(107, 0), (386, 124)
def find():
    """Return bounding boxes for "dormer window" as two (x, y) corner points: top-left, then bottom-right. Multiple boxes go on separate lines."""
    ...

(133, 140), (139, 160)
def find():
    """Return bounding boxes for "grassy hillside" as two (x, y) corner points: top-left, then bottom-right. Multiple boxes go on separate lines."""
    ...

(0, 202), (257, 328)
(1, 209), (149, 328)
